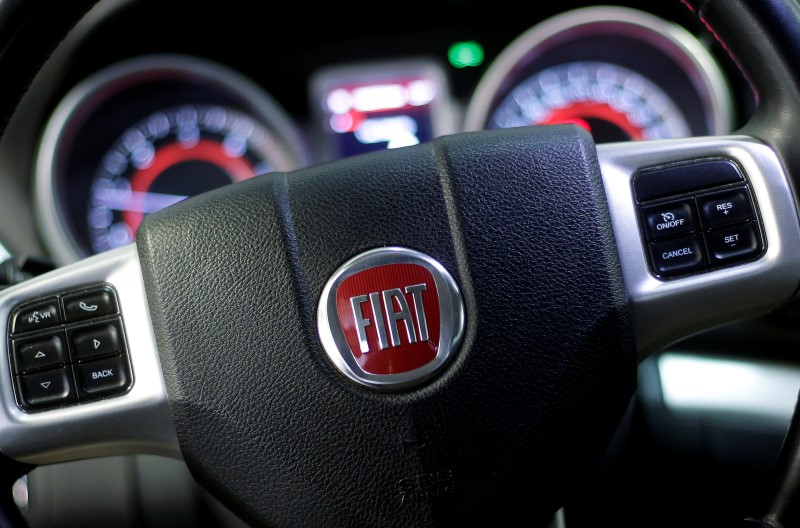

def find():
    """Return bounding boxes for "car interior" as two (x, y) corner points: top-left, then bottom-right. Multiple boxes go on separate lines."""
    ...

(1, 0), (800, 527)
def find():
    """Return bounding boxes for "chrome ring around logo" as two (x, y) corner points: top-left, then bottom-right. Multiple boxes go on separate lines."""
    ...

(317, 247), (465, 391)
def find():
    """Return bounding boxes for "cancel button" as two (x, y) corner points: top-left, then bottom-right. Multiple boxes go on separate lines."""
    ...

(650, 234), (707, 277)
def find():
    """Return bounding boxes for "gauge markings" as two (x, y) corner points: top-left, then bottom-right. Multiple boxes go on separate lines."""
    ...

(88, 104), (279, 253)
(489, 62), (690, 142)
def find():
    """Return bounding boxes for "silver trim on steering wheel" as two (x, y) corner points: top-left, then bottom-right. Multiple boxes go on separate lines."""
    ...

(598, 136), (800, 357)
(0, 245), (177, 464)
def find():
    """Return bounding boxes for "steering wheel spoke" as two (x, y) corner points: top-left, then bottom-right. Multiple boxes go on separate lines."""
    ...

(0, 245), (177, 465)
(598, 135), (800, 355)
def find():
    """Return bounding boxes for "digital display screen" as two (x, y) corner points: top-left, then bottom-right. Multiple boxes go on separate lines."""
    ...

(312, 61), (453, 160)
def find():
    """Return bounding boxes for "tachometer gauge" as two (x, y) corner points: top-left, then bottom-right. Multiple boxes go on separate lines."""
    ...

(465, 7), (733, 143)
(36, 55), (310, 264)
(489, 62), (690, 141)
(88, 105), (281, 253)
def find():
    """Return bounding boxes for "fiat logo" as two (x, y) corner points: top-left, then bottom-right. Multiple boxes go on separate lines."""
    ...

(317, 247), (465, 390)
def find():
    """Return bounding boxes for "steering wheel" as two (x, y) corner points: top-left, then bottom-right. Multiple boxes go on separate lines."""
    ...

(1, 1), (800, 526)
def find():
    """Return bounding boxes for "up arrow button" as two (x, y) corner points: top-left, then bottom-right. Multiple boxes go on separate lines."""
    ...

(13, 334), (65, 374)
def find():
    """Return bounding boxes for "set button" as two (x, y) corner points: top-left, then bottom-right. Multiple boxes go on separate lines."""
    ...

(706, 223), (761, 263)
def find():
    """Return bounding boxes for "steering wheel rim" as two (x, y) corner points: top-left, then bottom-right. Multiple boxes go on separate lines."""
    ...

(1, 1), (800, 527)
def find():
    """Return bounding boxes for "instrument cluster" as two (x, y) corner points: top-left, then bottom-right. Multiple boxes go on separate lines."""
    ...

(30, 2), (749, 264)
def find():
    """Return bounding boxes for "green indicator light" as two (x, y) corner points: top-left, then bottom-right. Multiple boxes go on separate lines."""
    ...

(448, 41), (484, 68)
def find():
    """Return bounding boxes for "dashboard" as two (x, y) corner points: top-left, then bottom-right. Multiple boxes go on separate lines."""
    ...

(0, 1), (785, 527)
(1, 0), (754, 266)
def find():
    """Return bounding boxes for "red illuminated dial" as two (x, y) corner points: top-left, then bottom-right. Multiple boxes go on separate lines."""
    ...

(87, 105), (292, 253)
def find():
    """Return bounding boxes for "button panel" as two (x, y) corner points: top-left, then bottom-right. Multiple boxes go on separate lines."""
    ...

(635, 159), (765, 279)
(7, 285), (133, 411)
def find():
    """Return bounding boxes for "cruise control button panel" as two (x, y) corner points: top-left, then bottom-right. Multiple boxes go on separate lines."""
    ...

(7, 284), (133, 411)
(634, 159), (765, 279)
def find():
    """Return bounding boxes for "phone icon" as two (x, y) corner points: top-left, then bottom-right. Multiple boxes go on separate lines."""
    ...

(79, 301), (99, 312)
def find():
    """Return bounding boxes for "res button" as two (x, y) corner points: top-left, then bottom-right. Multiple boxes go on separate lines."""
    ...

(697, 188), (754, 228)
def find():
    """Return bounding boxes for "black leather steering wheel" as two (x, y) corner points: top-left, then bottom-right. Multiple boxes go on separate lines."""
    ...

(1, 1), (800, 527)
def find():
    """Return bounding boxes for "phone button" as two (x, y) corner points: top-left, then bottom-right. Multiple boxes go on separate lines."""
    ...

(63, 289), (118, 322)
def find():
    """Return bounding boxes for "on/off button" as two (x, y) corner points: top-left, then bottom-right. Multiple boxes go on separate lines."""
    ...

(641, 200), (696, 241)
(650, 234), (707, 277)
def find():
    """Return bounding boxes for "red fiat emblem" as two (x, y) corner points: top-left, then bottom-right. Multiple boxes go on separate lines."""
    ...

(318, 247), (464, 390)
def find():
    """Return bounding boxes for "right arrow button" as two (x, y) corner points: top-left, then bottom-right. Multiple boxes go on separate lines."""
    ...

(70, 321), (125, 361)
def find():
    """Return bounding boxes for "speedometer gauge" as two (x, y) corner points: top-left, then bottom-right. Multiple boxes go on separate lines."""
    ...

(465, 7), (733, 143)
(36, 55), (310, 264)
(489, 62), (690, 141)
